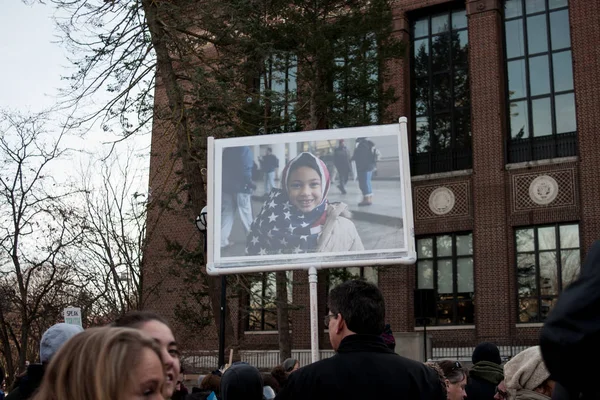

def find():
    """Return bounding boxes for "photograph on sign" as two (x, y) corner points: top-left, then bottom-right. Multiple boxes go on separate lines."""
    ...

(207, 123), (414, 274)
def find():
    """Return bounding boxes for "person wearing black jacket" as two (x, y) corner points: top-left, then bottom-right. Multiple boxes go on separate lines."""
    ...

(275, 280), (445, 400)
(465, 342), (504, 400)
(540, 240), (600, 400)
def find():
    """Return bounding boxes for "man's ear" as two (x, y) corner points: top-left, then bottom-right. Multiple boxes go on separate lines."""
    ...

(336, 314), (346, 333)
(445, 379), (450, 389)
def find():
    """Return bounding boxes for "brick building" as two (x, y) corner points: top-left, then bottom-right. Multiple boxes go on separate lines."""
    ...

(144, 0), (600, 363)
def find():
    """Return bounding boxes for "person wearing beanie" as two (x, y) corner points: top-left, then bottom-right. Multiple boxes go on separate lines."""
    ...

(220, 362), (263, 400)
(504, 346), (554, 400)
(6, 323), (83, 400)
(466, 342), (504, 400)
(281, 358), (299, 374)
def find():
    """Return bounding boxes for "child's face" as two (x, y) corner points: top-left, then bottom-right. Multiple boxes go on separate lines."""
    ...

(287, 166), (323, 213)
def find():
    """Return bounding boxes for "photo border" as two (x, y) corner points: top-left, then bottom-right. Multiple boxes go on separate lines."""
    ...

(207, 119), (415, 275)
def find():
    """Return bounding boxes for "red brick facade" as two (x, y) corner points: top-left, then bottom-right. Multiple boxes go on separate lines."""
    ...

(144, 0), (600, 356)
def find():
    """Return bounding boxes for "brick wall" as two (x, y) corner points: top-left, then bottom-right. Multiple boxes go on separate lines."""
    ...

(144, 0), (599, 353)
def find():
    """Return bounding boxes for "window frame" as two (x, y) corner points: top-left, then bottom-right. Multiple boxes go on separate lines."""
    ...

(245, 272), (278, 331)
(329, 33), (381, 129)
(503, 0), (577, 163)
(410, 5), (472, 176)
(415, 232), (474, 326)
(259, 53), (298, 134)
(514, 222), (581, 324)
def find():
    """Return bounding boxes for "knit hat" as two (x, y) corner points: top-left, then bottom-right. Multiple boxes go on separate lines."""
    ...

(282, 358), (298, 372)
(40, 323), (84, 363)
(472, 342), (502, 365)
(220, 362), (263, 400)
(504, 346), (550, 396)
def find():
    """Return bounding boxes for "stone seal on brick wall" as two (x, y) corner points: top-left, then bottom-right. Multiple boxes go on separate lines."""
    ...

(429, 187), (456, 215)
(529, 175), (559, 205)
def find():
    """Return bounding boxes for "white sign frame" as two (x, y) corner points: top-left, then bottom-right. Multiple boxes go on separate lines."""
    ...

(206, 118), (415, 275)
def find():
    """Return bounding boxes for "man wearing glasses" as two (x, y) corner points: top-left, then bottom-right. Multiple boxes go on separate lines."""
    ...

(275, 280), (445, 400)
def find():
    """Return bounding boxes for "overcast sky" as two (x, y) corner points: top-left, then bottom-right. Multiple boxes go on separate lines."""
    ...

(0, 2), (69, 111)
(0, 2), (151, 185)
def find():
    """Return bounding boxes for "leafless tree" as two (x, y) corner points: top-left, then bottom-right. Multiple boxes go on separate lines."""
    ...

(0, 110), (86, 383)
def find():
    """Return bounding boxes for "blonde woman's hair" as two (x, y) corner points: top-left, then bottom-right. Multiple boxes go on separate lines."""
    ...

(32, 327), (164, 400)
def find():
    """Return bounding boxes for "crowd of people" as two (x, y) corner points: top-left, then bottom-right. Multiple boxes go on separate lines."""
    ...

(1, 257), (599, 400)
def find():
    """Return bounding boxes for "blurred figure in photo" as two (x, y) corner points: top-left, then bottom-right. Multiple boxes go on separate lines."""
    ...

(246, 152), (363, 256)
(261, 147), (279, 195)
(333, 139), (351, 194)
(221, 146), (255, 249)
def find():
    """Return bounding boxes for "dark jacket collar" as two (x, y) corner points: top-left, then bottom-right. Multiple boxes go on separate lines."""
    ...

(337, 334), (394, 354)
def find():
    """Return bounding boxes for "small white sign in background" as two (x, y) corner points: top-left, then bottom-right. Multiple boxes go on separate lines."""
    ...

(63, 307), (82, 327)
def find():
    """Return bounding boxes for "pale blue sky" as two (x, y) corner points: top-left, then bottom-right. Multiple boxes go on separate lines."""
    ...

(0, 2), (68, 111)
(0, 2), (150, 187)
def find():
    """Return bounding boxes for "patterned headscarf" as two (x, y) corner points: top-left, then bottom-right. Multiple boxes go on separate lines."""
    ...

(246, 153), (330, 255)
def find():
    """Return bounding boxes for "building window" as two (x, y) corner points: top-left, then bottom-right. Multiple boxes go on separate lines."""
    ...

(515, 223), (580, 323)
(504, 0), (577, 163)
(416, 233), (474, 326)
(259, 54), (298, 134)
(329, 34), (380, 129)
(246, 272), (277, 331)
(411, 7), (471, 176)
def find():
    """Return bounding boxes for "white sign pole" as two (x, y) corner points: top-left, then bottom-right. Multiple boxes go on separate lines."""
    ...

(308, 266), (319, 363)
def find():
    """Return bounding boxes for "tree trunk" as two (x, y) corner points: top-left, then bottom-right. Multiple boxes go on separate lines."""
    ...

(18, 321), (29, 369)
(275, 271), (291, 361)
(0, 304), (15, 386)
(142, 0), (235, 345)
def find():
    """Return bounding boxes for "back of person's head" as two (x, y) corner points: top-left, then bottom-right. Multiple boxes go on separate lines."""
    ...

(200, 373), (221, 394)
(112, 310), (168, 329)
(328, 279), (385, 335)
(32, 327), (164, 400)
(472, 342), (502, 365)
(437, 360), (468, 385)
(270, 365), (287, 388)
(262, 373), (280, 393)
(40, 323), (84, 364)
(424, 362), (448, 398)
(281, 358), (297, 373)
(220, 362), (263, 400)
(504, 346), (552, 397)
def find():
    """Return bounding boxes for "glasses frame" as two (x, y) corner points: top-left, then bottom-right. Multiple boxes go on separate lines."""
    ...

(323, 313), (338, 326)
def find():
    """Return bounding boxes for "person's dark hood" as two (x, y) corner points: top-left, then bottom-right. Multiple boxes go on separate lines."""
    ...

(540, 240), (600, 398)
(220, 363), (263, 400)
(18, 364), (45, 398)
(472, 342), (501, 365)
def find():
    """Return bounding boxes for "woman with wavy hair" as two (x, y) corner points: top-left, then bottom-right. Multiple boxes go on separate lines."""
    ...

(32, 327), (165, 400)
